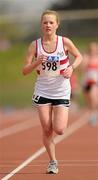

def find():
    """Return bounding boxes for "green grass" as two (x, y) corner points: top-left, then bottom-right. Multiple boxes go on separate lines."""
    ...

(0, 43), (36, 108)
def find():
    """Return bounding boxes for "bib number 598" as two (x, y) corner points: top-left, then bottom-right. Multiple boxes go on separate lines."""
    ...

(42, 61), (57, 71)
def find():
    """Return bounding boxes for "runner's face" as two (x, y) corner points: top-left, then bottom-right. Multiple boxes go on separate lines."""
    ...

(41, 14), (59, 35)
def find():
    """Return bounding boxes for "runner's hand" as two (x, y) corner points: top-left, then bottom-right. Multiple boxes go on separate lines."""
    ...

(63, 65), (73, 78)
(37, 55), (47, 63)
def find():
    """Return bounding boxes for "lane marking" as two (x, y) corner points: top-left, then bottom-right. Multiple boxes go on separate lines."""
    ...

(1, 112), (90, 180)
(0, 119), (39, 139)
(1, 147), (46, 180)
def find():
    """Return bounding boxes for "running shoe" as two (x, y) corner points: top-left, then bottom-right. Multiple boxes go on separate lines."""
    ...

(46, 160), (58, 174)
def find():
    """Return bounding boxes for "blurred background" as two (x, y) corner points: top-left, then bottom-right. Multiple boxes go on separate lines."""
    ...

(0, 0), (98, 109)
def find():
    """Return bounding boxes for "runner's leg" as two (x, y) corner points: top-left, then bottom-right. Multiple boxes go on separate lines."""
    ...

(53, 106), (69, 135)
(37, 105), (56, 160)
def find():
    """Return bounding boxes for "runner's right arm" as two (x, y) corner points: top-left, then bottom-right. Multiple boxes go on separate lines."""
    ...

(22, 41), (46, 75)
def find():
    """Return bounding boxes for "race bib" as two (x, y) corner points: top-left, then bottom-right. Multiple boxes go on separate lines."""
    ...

(40, 56), (60, 77)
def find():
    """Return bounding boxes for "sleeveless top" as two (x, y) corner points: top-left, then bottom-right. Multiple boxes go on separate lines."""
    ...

(33, 35), (71, 99)
(83, 55), (98, 85)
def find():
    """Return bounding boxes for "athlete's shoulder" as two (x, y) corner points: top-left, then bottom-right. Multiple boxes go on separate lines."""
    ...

(62, 37), (73, 44)
(62, 37), (76, 51)
(28, 39), (38, 56)
(29, 40), (35, 48)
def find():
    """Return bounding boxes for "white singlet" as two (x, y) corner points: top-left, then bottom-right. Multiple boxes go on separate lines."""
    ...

(33, 36), (71, 99)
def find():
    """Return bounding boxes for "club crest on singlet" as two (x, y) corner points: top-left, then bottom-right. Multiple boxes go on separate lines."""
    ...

(40, 56), (60, 77)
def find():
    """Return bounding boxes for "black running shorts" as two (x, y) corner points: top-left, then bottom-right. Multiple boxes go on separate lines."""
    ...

(32, 95), (70, 107)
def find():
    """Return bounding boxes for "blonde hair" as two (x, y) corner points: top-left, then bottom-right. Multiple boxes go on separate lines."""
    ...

(41, 10), (60, 25)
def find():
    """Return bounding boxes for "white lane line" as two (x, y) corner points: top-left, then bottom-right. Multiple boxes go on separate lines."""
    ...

(1, 112), (90, 180)
(1, 147), (46, 180)
(0, 119), (39, 138)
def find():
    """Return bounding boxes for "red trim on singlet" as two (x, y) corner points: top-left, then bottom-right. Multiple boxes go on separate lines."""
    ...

(35, 40), (39, 74)
(35, 40), (37, 58)
(60, 57), (69, 65)
(60, 69), (65, 75)
(36, 36), (69, 75)
(41, 36), (58, 54)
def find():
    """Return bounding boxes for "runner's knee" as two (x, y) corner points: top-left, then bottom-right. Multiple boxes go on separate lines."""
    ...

(54, 128), (65, 135)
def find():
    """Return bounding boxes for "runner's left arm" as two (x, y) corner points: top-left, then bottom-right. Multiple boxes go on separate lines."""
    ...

(63, 38), (83, 78)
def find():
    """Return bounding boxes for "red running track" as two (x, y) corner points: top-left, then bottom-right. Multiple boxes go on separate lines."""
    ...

(0, 107), (98, 180)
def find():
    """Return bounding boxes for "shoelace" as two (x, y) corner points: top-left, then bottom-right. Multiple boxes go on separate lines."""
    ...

(48, 160), (58, 167)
